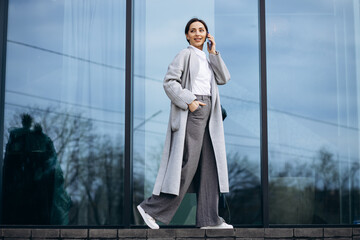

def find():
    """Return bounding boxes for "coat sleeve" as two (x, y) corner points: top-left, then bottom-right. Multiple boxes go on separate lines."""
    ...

(163, 49), (196, 110)
(209, 51), (231, 85)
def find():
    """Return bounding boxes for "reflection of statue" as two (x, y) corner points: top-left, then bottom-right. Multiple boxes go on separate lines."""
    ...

(2, 114), (71, 225)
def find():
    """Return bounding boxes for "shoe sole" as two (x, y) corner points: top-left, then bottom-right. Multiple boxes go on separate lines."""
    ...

(200, 227), (233, 229)
(137, 205), (159, 229)
(200, 226), (233, 229)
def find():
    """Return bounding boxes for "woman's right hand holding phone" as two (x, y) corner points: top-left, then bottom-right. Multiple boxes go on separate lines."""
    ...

(207, 33), (216, 55)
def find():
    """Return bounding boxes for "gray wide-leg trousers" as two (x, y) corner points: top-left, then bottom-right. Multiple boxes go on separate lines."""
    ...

(140, 95), (222, 227)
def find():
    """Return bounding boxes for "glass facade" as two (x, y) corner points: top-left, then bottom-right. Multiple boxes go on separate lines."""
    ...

(0, 0), (359, 227)
(132, 0), (261, 226)
(267, 0), (360, 224)
(2, 0), (126, 225)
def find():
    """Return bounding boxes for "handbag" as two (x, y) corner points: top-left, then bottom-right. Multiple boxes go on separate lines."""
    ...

(221, 105), (227, 120)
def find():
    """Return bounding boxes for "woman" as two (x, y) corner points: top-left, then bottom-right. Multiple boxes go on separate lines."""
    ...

(137, 18), (232, 229)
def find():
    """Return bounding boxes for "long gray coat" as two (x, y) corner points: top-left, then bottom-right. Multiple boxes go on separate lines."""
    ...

(152, 46), (231, 196)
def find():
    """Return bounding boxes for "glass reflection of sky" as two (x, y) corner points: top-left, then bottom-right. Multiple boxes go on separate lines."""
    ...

(133, 0), (262, 225)
(133, 0), (260, 145)
(4, 0), (127, 225)
(267, 0), (360, 164)
(133, 0), (261, 185)
(267, 0), (360, 224)
(5, 0), (126, 140)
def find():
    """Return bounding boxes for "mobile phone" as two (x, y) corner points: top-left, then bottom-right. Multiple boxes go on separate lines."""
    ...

(207, 32), (212, 49)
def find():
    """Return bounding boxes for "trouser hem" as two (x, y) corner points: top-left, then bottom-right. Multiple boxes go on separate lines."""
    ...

(139, 203), (171, 225)
(196, 217), (222, 228)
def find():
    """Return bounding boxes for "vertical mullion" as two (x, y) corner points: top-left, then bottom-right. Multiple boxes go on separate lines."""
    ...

(0, 0), (9, 223)
(124, 0), (134, 228)
(259, 0), (269, 228)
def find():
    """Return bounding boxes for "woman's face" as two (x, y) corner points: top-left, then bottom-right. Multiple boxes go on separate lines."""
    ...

(186, 21), (207, 50)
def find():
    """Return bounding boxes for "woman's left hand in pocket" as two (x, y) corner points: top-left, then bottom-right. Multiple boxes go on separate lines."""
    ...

(188, 100), (206, 112)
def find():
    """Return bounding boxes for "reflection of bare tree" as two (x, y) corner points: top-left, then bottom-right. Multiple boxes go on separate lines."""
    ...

(219, 152), (262, 224)
(269, 163), (315, 223)
(68, 135), (124, 225)
(5, 106), (124, 225)
(132, 151), (145, 224)
(312, 148), (360, 224)
(132, 143), (162, 224)
(269, 147), (360, 224)
(313, 148), (339, 191)
(5, 106), (359, 225)
(6, 107), (93, 185)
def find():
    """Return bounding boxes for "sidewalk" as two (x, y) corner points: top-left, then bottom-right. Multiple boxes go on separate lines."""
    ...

(0, 227), (359, 239)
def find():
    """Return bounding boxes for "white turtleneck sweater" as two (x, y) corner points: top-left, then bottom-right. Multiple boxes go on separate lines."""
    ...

(189, 45), (212, 96)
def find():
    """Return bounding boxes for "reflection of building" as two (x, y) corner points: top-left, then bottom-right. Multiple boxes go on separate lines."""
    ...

(0, 0), (359, 228)
(2, 114), (71, 225)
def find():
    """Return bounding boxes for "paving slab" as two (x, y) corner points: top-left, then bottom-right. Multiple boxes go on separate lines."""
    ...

(60, 229), (88, 238)
(236, 228), (264, 238)
(32, 229), (59, 238)
(89, 229), (117, 238)
(3, 229), (31, 238)
(264, 228), (293, 238)
(294, 228), (323, 238)
(324, 228), (352, 237)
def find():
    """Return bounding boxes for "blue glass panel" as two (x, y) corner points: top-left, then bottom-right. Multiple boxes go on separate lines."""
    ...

(267, 0), (360, 224)
(133, 0), (261, 226)
(3, 0), (126, 225)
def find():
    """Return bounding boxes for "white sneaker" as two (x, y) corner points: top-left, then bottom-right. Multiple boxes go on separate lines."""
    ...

(200, 217), (233, 229)
(137, 205), (159, 229)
